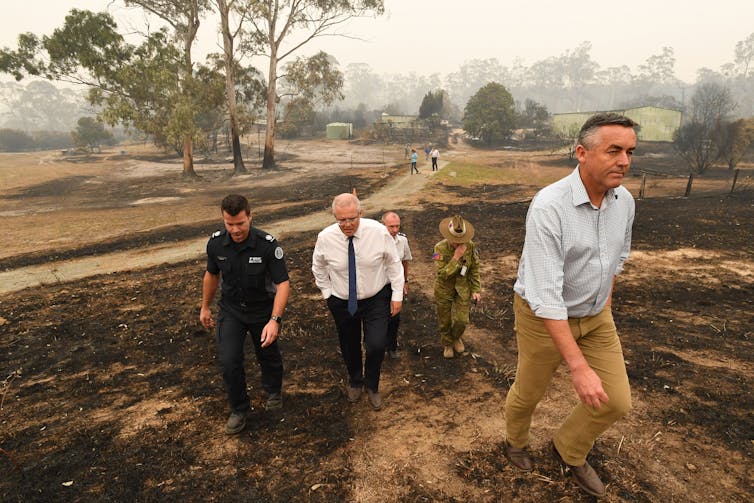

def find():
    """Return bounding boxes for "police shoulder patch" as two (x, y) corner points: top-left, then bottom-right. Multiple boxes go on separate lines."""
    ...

(274, 246), (284, 259)
(265, 234), (276, 242)
(211, 230), (222, 238)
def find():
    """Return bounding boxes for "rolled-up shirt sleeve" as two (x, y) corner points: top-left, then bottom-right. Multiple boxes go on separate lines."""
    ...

(615, 197), (635, 275)
(522, 203), (568, 320)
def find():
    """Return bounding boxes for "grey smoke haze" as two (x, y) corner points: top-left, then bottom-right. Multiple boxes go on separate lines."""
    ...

(1, 0), (752, 84)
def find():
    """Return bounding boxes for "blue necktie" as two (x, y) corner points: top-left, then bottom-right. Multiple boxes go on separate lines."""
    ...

(348, 236), (357, 316)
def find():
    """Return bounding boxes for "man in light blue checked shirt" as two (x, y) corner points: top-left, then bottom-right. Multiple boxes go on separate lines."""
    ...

(503, 113), (638, 498)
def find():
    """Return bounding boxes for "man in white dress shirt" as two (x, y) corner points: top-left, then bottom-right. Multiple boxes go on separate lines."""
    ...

(312, 193), (404, 410)
(503, 113), (638, 498)
(381, 211), (412, 359)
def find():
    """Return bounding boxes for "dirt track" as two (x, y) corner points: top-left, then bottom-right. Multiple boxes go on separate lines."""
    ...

(0, 162), (443, 295)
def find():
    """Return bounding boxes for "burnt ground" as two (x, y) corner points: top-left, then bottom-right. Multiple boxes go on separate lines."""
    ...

(1, 146), (753, 502)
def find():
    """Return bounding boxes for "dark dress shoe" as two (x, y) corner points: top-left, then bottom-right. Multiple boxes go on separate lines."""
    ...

(347, 386), (362, 403)
(503, 440), (533, 471)
(367, 389), (383, 410)
(551, 441), (606, 497)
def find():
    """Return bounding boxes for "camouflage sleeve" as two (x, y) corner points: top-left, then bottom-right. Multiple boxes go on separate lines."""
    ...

(468, 244), (481, 293)
(434, 242), (461, 281)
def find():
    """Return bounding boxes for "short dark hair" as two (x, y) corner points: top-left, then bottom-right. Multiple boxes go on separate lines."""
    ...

(578, 113), (638, 148)
(221, 194), (250, 216)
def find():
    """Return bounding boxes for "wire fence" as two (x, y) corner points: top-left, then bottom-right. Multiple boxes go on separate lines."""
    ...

(630, 168), (753, 199)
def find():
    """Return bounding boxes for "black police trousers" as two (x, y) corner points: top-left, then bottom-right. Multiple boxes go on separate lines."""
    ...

(327, 284), (391, 392)
(216, 308), (283, 413)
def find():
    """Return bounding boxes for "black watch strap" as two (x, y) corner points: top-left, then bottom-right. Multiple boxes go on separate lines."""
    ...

(270, 315), (282, 323)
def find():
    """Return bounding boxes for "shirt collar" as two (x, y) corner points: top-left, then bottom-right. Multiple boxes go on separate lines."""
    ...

(570, 166), (616, 208)
(223, 228), (256, 249)
(341, 220), (363, 241)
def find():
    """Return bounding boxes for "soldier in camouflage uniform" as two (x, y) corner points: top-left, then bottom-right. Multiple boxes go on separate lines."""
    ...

(433, 215), (481, 358)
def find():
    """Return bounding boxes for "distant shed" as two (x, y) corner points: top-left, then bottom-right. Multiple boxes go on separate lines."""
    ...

(326, 122), (352, 140)
(552, 106), (682, 142)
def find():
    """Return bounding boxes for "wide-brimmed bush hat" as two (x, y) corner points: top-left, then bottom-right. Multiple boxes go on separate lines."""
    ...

(439, 215), (474, 243)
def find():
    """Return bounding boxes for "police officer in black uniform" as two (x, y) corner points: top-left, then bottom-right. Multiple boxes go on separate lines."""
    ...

(200, 194), (290, 435)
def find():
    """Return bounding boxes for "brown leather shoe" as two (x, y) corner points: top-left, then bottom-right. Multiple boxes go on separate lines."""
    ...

(367, 389), (383, 410)
(503, 440), (533, 471)
(347, 386), (362, 403)
(443, 346), (454, 358)
(551, 441), (606, 498)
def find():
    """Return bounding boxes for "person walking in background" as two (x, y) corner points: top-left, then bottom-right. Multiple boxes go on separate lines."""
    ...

(430, 147), (440, 171)
(410, 148), (419, 175)
(503, 113), (638, 498)
(433, 215), (481, 359)
(424, 144), (431, 160)
(312, 193), (404, 410)
(199, 194), (290, 435)
(381, 211), (412, 359)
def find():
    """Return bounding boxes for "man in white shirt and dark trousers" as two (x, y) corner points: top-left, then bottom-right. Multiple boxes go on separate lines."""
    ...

(381, 211), (412, 359)
(312, 194), (404, 410)
(503, 113), (638, 498)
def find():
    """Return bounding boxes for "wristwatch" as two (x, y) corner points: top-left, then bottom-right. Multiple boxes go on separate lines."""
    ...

(270, 315), (282, 324)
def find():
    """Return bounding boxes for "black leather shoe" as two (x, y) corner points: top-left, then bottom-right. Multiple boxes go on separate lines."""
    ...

(347, 386), (362, 403)
(367, 389), (383, 410)
(266, 392), (283, 410)
(503, 440), (533, 471)
(225, 411), (247, 435)
(551, 441), (606, 497)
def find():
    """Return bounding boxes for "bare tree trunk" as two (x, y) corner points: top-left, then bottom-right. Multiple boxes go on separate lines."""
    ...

(182, 135), (196, 177)
(263, 40), (278, 169)
(217, 0), (246, 174)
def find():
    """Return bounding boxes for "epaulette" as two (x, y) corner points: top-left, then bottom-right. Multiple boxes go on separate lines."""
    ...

(251, 227), (276, 242)
(210, 229), (224, 239)
(398, 232), (407, 237)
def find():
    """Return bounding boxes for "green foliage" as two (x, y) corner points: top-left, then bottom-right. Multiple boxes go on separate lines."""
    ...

(0, 128), (35, 152)
(245, 0), (384, 167)
(33, 131), (73, 150)
(516, 98), (551, 136)
(281, 52), (344, 106)
(71, 117), (115, 151)
(463, 82), (515, 145)
(419, 90), (444, 119)
(0, 129), (73, 152)
(278, 98), (315, 138)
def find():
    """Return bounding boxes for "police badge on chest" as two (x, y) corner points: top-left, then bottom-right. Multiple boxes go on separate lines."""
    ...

(248, 257), (263, 263)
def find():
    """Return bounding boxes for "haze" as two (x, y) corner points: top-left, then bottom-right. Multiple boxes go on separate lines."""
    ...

(2, 0), (752, 84)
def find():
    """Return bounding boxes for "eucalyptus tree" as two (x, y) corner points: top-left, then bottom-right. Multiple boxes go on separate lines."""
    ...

(0, 7), (224, 177)
(215, 0), (257, 173)
(243, 0), (384, 168)
(124, 0), (212, 177)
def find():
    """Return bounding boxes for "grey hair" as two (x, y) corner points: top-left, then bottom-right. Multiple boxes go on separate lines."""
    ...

(577, 113), (638, 149)
(381, 211), (399, 223)
(332, 193), (360, 215)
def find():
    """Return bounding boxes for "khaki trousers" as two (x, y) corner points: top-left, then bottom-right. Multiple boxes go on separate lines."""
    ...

(505, 294), (631, 466)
